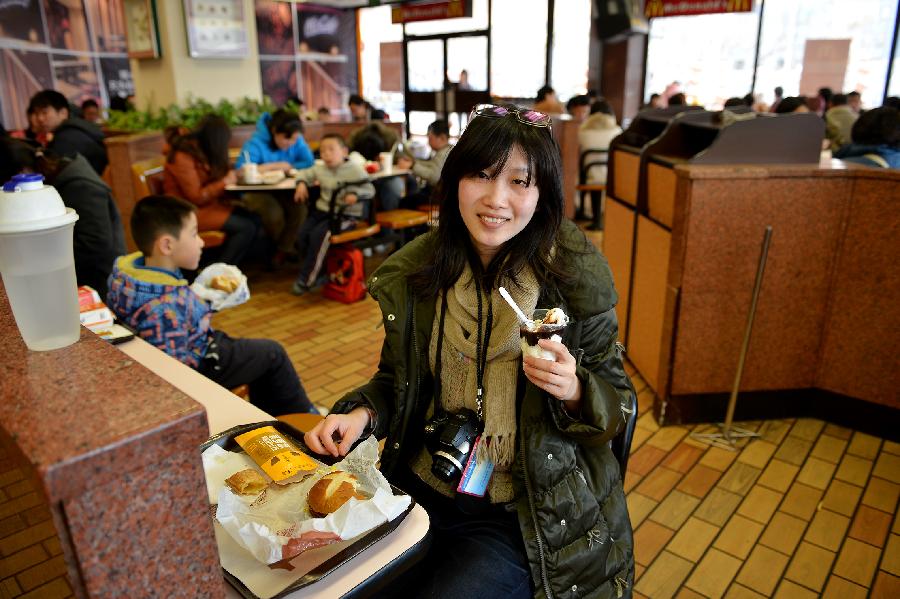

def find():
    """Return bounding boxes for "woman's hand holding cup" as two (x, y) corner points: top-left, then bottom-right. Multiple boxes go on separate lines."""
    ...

(523, 340), (582, 410)
(304, 407), (370, 457)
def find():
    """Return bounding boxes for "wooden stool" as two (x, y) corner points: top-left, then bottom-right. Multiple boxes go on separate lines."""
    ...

(375, 209), (429, 247)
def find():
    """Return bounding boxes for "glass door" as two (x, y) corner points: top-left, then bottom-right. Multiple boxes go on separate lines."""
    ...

(405, 33), (490, 136)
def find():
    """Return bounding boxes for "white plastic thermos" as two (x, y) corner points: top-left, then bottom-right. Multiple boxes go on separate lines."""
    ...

(0, 174), (80, 351)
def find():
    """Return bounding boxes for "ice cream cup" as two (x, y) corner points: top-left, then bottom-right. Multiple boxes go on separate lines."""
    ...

(520, 308), (567, 362)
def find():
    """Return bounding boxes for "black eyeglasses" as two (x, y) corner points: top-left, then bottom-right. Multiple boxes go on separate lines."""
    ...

(470, 104), (552, 127)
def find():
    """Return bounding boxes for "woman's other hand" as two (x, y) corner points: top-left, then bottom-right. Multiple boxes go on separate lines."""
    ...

(304, 407), (370, 457)
(260, 161), (292, 173)
(523, 339), (582, 410)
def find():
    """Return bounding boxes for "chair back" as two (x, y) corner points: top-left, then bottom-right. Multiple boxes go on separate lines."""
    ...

(580, 149), (609, 185)
(132, 156), (166, 198)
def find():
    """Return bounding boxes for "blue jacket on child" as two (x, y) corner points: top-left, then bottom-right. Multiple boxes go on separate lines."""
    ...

(106, 252), (212, 369)
(235, 113), (315, 169)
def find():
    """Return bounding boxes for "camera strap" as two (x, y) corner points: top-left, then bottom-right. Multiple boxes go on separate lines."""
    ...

(431, 279), (493, 423)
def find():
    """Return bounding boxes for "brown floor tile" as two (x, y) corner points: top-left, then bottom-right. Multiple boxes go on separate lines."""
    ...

(883, 534), (900, 576)
(699, 446), (738, 471)
(822, 423), (853, 440)
(634, 550), (693, 599)
(635, 466), (682, 502)
(736, 485), (782, 524)
(834, 454), (874, 487)
(735, 544), (790, 596)
(634, 562), (646, 583)
(871, 571), (900, 599)
(895, 510), (900, 534)
(790, 418), (825, 441)
(758, 419), (794, 445)
(804, 509), (850, 551)
(846, 431), (881, 459)
(623, 470), (642, 494)
(821, 478), (864, 516)
(667, 516), (719, 562)
(677, 464), (722, 499)
(832, 537), (881, 587)
(795, 456), (838, 490)
(713, 514), (765, 560)
(637, 411), (660, 433)
(784, 541), (836, 592)
(628, 444), (669, 476)
(821, 575), (867, 599)
(873, 451), (900, 484)
(723, 583), (766, 599)
(884, 440), (900, 455)
(660, 443), (704, 473)
(673, 588), (705, 599)
(736, 440), (777, 469)
(717, 462), (762, 496)
(685, 547), (742, 599)
(848, 504), (892, 547)
(862, 477), (900, 513)
(810, 434), (847, 464)
(649, 490), (701, 530)
(646, 426), (689, 452)
(773, 579), (819, 599)
(780, 482), (823, 521)
(633, 520), (675, 567)
(631, 426), (653, 452)
(756, 459), (799, 493)
(633, 592), (649, 599)
(773, 435), (813, 466)
(694, 488), (743, 527)
(626, 492), (658, 529)
(759, 511), (808, 556)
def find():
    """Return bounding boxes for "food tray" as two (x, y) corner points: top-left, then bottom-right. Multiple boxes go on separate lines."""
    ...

(200, 420), (415, 599)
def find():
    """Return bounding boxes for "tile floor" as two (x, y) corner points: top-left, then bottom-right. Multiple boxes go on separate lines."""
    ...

(212, 234), (900, 599)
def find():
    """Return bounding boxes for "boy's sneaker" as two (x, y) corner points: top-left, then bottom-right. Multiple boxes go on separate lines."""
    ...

(290, 281), (309, 296)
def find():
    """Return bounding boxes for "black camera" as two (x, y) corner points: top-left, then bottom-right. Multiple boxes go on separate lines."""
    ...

(423, 409), (481, 482)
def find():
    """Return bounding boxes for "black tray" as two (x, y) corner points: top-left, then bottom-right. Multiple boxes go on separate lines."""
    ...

(200, 420), (417, 599)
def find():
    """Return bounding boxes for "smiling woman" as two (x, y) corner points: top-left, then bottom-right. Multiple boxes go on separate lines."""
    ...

(304, 104), (637, 597)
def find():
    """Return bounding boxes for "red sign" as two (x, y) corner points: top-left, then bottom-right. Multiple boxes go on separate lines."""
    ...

(391, 0), (470, 24)
(644, 0), (753, 18)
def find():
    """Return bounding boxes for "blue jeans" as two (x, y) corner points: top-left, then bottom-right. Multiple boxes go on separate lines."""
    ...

(374, 467), (533, 599)
(219, 209), (260, 265)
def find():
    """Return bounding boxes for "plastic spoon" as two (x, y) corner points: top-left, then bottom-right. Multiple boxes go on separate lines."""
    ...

(498, 287), (534, 329)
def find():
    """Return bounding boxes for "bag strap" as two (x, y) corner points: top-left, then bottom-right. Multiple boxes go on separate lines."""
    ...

(863, 153), (890, 168)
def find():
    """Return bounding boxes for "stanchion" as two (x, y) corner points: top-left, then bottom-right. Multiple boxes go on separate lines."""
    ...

(691, 226), (773, 450)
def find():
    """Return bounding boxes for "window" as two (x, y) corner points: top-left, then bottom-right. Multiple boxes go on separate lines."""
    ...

(404, 0), (488, 36)
(645, 7), (761, 110)
(491, 0), (548, 99)
(358, 5), (404, 121)
(755, 0), (896, 110)
(550, 0), (592, 102)
(888, 28), (900, 99)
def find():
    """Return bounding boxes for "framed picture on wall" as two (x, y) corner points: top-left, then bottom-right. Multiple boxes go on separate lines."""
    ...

(183, 0), (248, 59)
(123, 0), (161, 59)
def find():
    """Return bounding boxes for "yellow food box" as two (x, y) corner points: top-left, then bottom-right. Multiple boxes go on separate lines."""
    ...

(235, 426), (319, 485)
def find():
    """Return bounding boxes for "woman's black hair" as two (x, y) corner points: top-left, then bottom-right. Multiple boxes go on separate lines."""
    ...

(410, 105), (578, 297)
(268, 109), (303, 146)
(0, 137), (70, 183)
(850, 106), (900, 147)
(168, 114), (231, 179)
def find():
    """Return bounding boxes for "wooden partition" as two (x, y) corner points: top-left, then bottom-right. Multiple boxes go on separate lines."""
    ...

(106, 120), (404, 251)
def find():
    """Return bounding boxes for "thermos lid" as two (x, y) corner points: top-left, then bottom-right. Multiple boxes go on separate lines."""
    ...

(0, 174), (78, 234)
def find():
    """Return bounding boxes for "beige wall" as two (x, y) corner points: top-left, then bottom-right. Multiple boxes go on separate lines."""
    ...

(130, 0), (262, 109)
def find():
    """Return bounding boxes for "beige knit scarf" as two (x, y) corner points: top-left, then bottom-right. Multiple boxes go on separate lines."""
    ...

(427, 264), (540, 469)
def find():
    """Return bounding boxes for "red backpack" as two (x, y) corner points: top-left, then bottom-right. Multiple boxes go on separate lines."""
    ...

(322, 246), (368, 303)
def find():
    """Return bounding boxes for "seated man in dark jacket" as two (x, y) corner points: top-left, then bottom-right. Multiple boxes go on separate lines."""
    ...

(0, 138), (125, 297)
(28, 89), (108, 175)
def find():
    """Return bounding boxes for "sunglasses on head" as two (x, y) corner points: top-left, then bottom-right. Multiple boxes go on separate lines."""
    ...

(470, 104), (552, 128)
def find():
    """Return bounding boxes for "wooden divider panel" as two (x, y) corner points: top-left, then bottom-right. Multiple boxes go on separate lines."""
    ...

(647, 162), (678, 228)
(612, 150), (640, 206)
(603, 200), (636, 342)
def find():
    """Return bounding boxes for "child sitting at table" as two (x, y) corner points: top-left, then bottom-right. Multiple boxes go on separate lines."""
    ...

(107, 195), (316, 416)
(290, 134), (374, 295)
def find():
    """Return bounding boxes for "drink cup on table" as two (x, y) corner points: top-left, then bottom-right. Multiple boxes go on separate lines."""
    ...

(242, 162), (261, 184)
(0, 174), (80, 351)
(520, 308), (568, 362)
(378, 152), (393, 174)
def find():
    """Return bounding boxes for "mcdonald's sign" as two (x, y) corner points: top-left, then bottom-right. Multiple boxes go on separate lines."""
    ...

(645, 0), (753, 19)
(391, 1), (471, 24)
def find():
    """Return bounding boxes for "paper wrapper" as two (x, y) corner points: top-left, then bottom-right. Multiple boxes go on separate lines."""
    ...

(203, 436), (411, 566)
(191, 263), (250, 310)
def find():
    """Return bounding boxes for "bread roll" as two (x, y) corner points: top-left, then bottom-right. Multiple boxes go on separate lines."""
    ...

(210, 275), (239, 293)
(308, 471), (364, 516)
(225, 468), (268, 495)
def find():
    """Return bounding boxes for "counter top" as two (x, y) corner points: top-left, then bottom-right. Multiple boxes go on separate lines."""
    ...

(0, 283), (208, 503)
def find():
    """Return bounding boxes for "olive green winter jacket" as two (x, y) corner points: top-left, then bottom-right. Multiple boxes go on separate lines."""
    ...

(332, 220), (635, 598)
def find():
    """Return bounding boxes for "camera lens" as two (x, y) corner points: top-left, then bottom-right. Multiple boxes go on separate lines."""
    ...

(431, 457), (458, 482)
